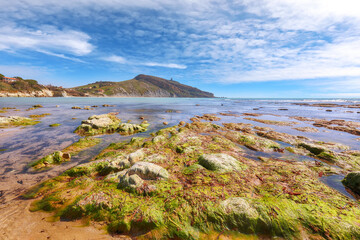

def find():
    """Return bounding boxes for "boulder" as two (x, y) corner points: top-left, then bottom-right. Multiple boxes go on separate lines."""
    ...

(83, 114), (117, 128)
(75, 114), (120, 136)
(199, 153), (244, 172)
(109, 155), (130, 170)
(127, 162), (169, 180)
(105, 170), (128, 182)
(128, 149), (145, 165)
(342, 172), (360, 194)
(119, 174), (144, 189)
(219, 197), (259, 232)
(152, 135), (166, 144)
(220, 197), (259, 219)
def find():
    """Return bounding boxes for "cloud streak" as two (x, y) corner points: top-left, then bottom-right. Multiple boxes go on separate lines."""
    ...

(0, 25), (94, 57)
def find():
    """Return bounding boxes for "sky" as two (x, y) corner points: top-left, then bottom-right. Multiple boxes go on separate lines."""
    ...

(1, 0), (360, 98)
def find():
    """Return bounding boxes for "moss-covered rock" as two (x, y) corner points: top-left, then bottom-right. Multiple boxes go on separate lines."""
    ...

(199, 153), (246, 172)
(0, 116), (40, 128)
(74, 114), (149, 136)
(342, 172), (360, 194)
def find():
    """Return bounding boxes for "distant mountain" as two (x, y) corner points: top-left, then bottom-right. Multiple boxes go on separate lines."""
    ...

(72, 74), (214, 98)
(0, 74), (214, 98)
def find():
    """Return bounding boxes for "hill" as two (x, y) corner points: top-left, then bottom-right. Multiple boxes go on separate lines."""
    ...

(72, 74), (214, 98)
(0, 78), (85, 97)
(0, 74), (214, 98)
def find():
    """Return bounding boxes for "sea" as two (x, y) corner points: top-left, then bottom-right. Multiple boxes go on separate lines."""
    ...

(0, 97), (359, 202)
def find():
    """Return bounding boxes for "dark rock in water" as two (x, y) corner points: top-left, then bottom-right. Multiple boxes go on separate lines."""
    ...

(253, 108), (259, 110)
(342, 172), (360, 194)
(326, 109), (333, 112)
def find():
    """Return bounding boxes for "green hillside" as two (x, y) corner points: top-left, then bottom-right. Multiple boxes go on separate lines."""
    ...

(72, 74), (214, 97)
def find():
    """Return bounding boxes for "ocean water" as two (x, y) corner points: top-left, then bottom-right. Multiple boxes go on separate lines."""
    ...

(0, 97), (359, 201)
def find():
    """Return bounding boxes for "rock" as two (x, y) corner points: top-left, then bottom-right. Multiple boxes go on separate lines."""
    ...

(163, 122), (168, 125)
(72, 106), (82, 109)
(326, 109), (332, 112)
(179, 121), (186, 126)
(118, 122), (148, 134)
(128, 149), (145, 165)
(293, 127), (319, 133)
(342, 172), (360, 194)
(105, 170), (128, 182)
(74, 114), (121, 136)
(62, 153), (71, 160)
(219, 197), (259, 231)
(56, 105), (60, 107)
(143, 154), (167, 163)
(199, 153), (244, 172)
(109, 155), (130, 169)
(119, 173), (144, 189)
(0, 116), (39, 128)
(220, 197), (259, 219)
(127, 162), (169, 180)
(153, 135), (166, 144)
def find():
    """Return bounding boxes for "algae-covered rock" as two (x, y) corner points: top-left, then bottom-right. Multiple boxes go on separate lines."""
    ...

(31, 151), (70, 169)
(118, 122), (148, 135)
(342, 172), (360, 194)
(0, 116), (40, 128)
(152, 135), (166, 143)
(119, 174), (144, 189)
(108, 155), (131, 170)
(199, 153), (245, 172)
(105, 170), (128, 182)
(220, 197), (259, 219)
(219, 197), (259, 233)
(75, 114), (121, 136)
(127, 162), (169, 180)
(128, 149), (145, 165)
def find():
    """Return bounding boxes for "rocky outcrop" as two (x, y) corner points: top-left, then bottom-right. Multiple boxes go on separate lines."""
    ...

(0, 116), (40, 127)
(74, 114), (149, 136)
(127, 162), (169, 180)
(199, 153), (245, 172)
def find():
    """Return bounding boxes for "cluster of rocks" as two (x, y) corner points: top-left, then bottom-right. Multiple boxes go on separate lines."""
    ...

(190, 114), (221, 122)
(31, 151), (71, 169)
(104, 149), (169, 193)
(74, 114), (149, 136)
(71, 106), (94, 110)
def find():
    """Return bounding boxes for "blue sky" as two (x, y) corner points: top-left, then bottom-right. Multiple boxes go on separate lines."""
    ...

(1, 0), (360, 98)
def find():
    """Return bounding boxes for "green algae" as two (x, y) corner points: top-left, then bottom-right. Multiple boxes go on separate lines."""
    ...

(30, 137), (102, 169)
(25, 121), (360, 239)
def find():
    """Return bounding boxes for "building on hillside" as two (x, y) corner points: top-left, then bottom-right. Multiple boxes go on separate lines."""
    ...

(2, 77), (18, 83)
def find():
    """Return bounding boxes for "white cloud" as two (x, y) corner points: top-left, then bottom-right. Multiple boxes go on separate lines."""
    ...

(0, 25), (93, 57)
(143, 62), (187, 69)
(103, 55), (127, 64)
(103, 55), (187, 69)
